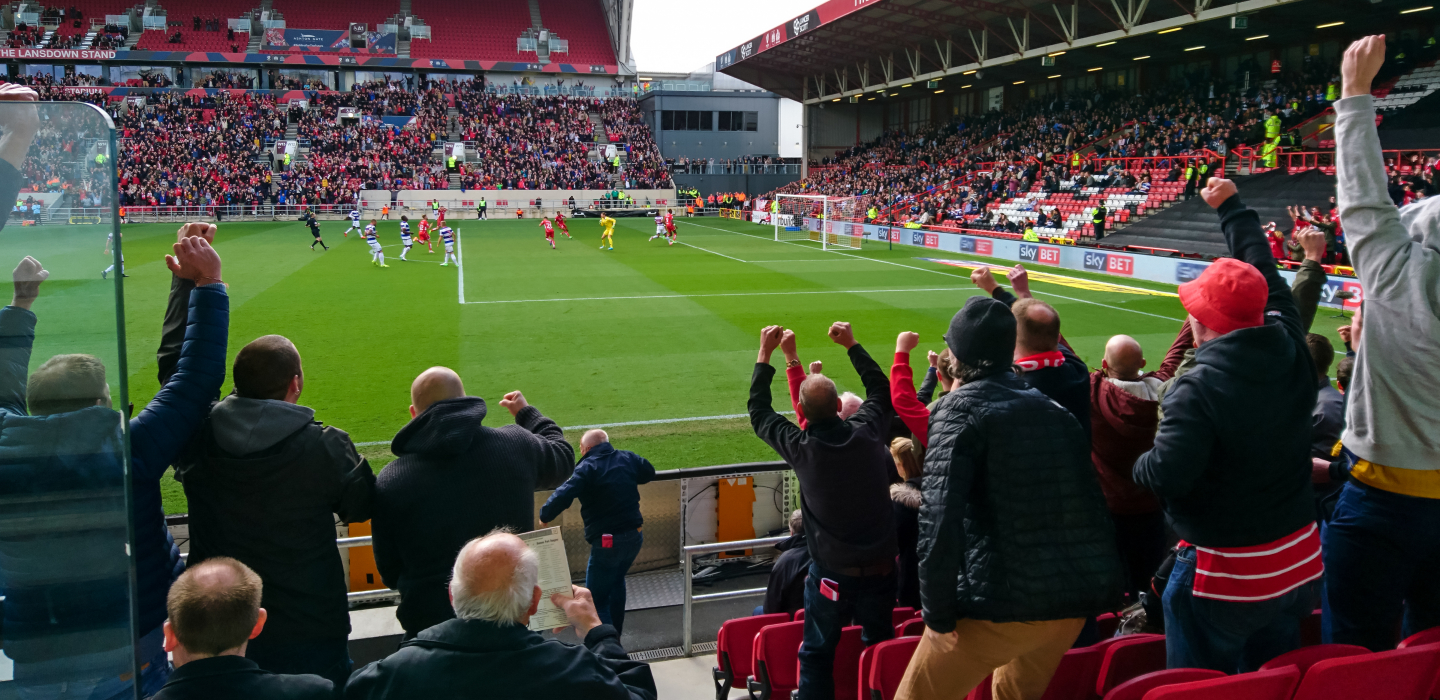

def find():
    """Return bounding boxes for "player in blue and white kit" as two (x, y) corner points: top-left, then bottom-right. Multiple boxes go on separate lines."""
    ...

(345, 209), (363, 237)
(649, 213), (665, 241)
(102, 231), (125, 279)
(365, 220), (388, 267)
(398, 216), (413, 261)
(438, 226), (458, 266)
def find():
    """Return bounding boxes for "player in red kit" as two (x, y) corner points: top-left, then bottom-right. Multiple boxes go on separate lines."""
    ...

(541, 217), (557, 249)
(436, 207), (446, 228)
(417, 214), (433, 253)
(663, 209), (677, 242)
(554, 210), (571, 238)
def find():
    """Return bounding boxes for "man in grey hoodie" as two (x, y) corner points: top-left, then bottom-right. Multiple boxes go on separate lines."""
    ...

(176, 334), (375, 691)
(1321, 34), (1440, 652)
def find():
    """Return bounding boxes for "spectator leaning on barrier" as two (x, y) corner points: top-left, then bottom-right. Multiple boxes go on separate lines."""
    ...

(750, 322), (897, 700)
(758, 509), (811, 618)
(176, 316), (375, 691)
(896, 296), (1122, 700)
(1133, 177), (1321, 674)
(372, 367), (575, 639)
(539, 429), (656, 634)
(1321, 34), (1440, 652)
(345, 531), (657, 700)
(153, 558), (333, 700)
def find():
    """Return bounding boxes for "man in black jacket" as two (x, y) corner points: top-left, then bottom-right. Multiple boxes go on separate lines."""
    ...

(759, 510), (810, 617)
(897, 296), (1121, 700)
(1133, 178), (1320, 674)
(154, 558), (333, 700)
(969, 264), (1090, 439)
(345, 531), (656, 700)
(539, 429), (656, 633)
(750, 322), (896, 700)
(372, 366), (574, 638)
(176, 333), (375, 691)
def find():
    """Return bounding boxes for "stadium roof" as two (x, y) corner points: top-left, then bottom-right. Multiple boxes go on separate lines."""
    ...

(715, 0), (1428, 103)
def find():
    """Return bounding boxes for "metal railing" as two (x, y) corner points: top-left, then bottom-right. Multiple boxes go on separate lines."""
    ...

(671, 163), (800, 175)
(681, 536), (788, 656)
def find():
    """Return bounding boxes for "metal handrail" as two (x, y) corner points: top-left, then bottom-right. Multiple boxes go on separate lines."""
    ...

(681, 536), (788, 656)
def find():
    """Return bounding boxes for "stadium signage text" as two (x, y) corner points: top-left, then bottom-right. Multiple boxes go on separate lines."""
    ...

(0, 48), (116, 60)
(1018, 243), (1061, 266)
(1083, 251), (1134, 276)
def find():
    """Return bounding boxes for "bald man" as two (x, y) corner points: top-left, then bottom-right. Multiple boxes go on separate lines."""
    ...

(1089, 333), (1190, 603)
(347, 531), (657, 700)
(752, 322), (897, 700)
(373, 367), (575, 639)
(153, 558), (333, 700)
(539, 429), (656, 633)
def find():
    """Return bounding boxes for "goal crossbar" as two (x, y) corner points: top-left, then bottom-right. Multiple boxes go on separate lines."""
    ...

(771, 194), (861, 250)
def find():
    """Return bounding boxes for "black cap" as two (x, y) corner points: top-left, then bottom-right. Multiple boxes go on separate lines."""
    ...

(945, 296), (1016, 371)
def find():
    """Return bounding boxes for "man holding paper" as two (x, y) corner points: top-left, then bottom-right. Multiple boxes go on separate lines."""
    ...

(345, 531), (656, 700)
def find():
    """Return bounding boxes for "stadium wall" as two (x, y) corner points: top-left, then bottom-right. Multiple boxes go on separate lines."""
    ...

(775, 217), (1365, 310)
(808, 101), (883, 161)
(671, 174), (798, 196)
(359, 189), (679, 214)
(637, 91), (785, 162)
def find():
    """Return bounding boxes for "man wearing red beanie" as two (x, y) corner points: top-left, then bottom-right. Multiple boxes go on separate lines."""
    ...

(1133, 178), (1321, 674)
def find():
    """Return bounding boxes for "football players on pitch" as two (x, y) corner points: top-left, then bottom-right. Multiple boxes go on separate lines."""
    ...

(664, 209), (677, 242)
(439, 225), (458, 266)
(302, 209), (328, 250)
(541, 217), (558, 249)
(346, 208), (363, 237)
(650, 210), (675, 245)
(365, 220), (389, 267)
(417, 214), (433, 253)
(599, 213), (616, 250)
(554, 210), (572, 238)
(399, 216), (414, 261)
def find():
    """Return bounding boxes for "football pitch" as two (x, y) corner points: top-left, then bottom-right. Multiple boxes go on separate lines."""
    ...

(2, 215), (1351, 514)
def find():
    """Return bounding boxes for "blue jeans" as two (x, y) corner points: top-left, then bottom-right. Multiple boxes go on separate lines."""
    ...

(797, 562), (896, 700)
(1163, 547), (1313, 673)
(245, 637), (352, 696)
(1322, 481), (1440, 650)
(587, 529), (642, 634)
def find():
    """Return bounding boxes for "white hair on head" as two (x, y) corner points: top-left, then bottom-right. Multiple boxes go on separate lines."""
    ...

(839, 391), (863, 419)
(449, 540), (539, 625)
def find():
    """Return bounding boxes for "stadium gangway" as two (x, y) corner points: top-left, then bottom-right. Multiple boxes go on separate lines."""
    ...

(680, 535), (789, 656)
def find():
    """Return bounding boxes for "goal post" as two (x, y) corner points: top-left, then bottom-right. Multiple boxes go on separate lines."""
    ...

(772, 194), (862, 250)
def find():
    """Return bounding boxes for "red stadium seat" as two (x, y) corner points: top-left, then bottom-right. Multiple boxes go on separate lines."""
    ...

(795, 609), (805, 623)
(1103, 669), (1227, 700)
(864, 636), (920, 700)
(896, 618), (926, 638)
(750, 620), (804, 700)
(1096, 613), (1121, 640)
(1300, 609), (1323, 648)
(1039, 646), (1105, 700)
(1401, 627), (1440, 649)
(1259, 644), (1370, 677)
(1096, 635), (1168, 696)
(714, 614), (788, 700)
(1141, 666), (1301, 700)
(1290, 645), (1440, 700)
(892, 607), (916, 627)
(831, 626), (865, 700)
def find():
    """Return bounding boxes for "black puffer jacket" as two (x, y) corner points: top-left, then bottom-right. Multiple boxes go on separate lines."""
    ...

(918, 371), (1122, 631)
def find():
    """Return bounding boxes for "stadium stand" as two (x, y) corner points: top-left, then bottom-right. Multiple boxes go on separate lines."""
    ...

(1103, 669), (1228, 700)
(408, 0), (534, 62)
(535, 0), (616, 65)
(269, 0), (400, 30)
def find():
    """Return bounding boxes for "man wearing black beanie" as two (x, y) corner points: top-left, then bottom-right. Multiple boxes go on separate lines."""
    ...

(896, 297), (1122, 700)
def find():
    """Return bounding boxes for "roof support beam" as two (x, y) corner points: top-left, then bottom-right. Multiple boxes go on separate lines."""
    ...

(1053, 3), (1077, 44)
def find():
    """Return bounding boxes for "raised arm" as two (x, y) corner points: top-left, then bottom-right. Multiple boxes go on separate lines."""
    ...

(0, 257), (45, 416)
(780, 329), (807, 430)
(1154, 319), (1194, 381)
(1289, 227), (1330, 332)
(1334, 35), (1425, 301)
(750, 325), (803, 450)
(540, 464), (588, 525)
(129, 238), (229, 481)
(157, 223), (213, 385)
(834, 322), (893, 428)
(501, 391), (577, 490)
(1207, 180), (1303, 337)
(890, 333), (931, 447)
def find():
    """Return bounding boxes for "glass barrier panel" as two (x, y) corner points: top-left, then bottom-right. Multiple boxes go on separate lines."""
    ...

(0, 100), (147, 699)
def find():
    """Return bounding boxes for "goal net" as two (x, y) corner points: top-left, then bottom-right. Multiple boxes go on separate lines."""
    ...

(773, 194), (862, 250)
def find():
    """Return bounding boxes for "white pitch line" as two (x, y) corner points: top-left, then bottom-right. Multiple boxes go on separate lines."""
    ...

(353, 411), (793, 447)
(455, 227), (465, 304)
(675, 240), (746, 262)
(461, 286), (972, 305)
(676, 220), (1188, 324)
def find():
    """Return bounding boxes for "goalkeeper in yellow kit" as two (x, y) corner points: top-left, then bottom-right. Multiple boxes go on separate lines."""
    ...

(599, 213), (616, 250)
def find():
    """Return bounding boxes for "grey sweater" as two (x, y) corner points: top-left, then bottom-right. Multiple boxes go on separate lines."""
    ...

(1333, 94), (1440, 470)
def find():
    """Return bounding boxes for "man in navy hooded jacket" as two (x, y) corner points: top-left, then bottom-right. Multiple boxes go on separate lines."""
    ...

(0, 231), (229, 698)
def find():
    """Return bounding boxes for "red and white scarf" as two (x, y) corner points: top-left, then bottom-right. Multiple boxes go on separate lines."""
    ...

(1015, 350), (1065, 372)
(1183, 523), (1324, 602)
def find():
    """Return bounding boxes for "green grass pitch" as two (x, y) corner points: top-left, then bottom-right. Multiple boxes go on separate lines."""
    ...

(0, 215), (1352, 514)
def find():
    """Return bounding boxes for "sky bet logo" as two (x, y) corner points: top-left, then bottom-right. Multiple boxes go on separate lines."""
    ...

(1018, 243), (1060, 266)
(1084, 251), (1134, 276)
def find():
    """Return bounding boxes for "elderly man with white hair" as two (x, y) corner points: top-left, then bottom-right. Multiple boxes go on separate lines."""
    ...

(345, 531), (657, 700)
(539, 429), (656, 633)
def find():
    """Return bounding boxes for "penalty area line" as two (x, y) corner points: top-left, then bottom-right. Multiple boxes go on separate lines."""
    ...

(354, 411), (795, 447)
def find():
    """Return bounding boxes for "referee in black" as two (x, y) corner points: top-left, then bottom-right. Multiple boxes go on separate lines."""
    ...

(301, 208), (328, 250)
